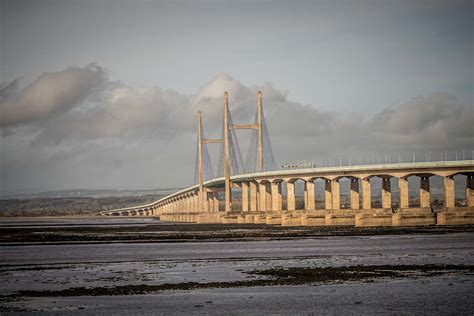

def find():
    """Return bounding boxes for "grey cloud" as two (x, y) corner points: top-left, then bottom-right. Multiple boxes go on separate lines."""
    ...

(33, 85), (192, 145)
(0, 77), (23, 101)
(370, 93), (474, 150)
(33, 74), (288, 145)
(0, 63), (106, 127)
(1, 65), (472, 191)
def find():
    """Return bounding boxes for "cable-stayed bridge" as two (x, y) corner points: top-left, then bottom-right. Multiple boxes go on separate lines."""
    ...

(102, 92), (474, 227)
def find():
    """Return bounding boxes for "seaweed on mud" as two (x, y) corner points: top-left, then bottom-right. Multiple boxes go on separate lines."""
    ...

(2, 264), (472, 299)
(247, 264), (473, 283)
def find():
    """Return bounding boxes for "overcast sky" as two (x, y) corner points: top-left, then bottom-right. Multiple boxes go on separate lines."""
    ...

(0, 0), (473, 193)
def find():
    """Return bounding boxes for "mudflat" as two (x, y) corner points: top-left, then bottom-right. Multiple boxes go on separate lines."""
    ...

(0, 218), (473, 314)
(1, 217), (473, 244)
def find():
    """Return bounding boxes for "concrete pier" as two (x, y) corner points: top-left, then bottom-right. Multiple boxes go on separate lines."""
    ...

(301, 210), (325, 226)
(392, 208), (436, 226)
(281, 212), (302, 226)
(355, 209), (392, 227)
(325, 209), (355, 226)
(437, 207), (474, 225)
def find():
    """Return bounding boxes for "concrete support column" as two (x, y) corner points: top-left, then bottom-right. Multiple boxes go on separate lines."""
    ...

(399, 177), (409, 208)
(305, 180), (315, 211)
(265, 183), (272, 211)
(250, 182), (258, 212)
(256, 188), (260, 211)
(361, 178), (371, 210)
(350, 178), (359, 209)
(303, 181), (308, 209)
(207, 193), (214, 213)
(467, 175), (474, 207)
(331, 179), (340, 210)
(444, 176), (455, 208)
(420, 176), (431, 208)
(202, 192), (208, 213)
(278, 184), (282, 209)
(213, 192), (219, 213)
(259, 182), (267, 212)
(186, 196), (191, 211)
(194, 194), (199, 212)
(271, 182), (282, 212)
(324, 180), (332, 210)
(287, 181), (296, 211)
(382, 177), (392, 209)
(241, 182), (249, 212)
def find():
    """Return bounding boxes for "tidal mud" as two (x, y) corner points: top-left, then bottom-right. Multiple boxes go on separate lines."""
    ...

(2, 264), (472, 299)
(1, 221), (473, 245)
(1, 219), (473, 314)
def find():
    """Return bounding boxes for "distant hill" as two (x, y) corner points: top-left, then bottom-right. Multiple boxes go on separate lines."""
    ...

(0, 188), (182, 200)
(0, 194), (168, 217)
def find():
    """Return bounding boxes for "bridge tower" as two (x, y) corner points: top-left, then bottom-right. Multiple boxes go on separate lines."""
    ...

(197, 111), (204, 212)
(196, 90), (275, 214)
(223, 92), (232, 212)
(257, 91), (263, 172)
(195, 110), (217, 212)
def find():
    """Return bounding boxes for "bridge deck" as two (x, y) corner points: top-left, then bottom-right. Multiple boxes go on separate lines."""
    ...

(104, 160), (474, 213)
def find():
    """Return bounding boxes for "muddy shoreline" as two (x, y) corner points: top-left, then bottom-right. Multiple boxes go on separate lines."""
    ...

(1, 230), (473, 313)
(1, 223), (473, 245)
(2, 264), (472, 299)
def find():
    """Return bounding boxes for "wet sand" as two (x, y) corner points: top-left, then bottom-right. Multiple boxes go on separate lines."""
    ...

(16, 278), (472, 315)
(0, 218), (473, 314)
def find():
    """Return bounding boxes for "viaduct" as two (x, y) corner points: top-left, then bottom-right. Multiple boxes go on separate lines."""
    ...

(102, 92), (474, 227)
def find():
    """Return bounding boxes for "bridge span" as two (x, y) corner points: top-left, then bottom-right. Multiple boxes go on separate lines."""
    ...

(101, 91), (474, 227)
(102, 160), (474, 226)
